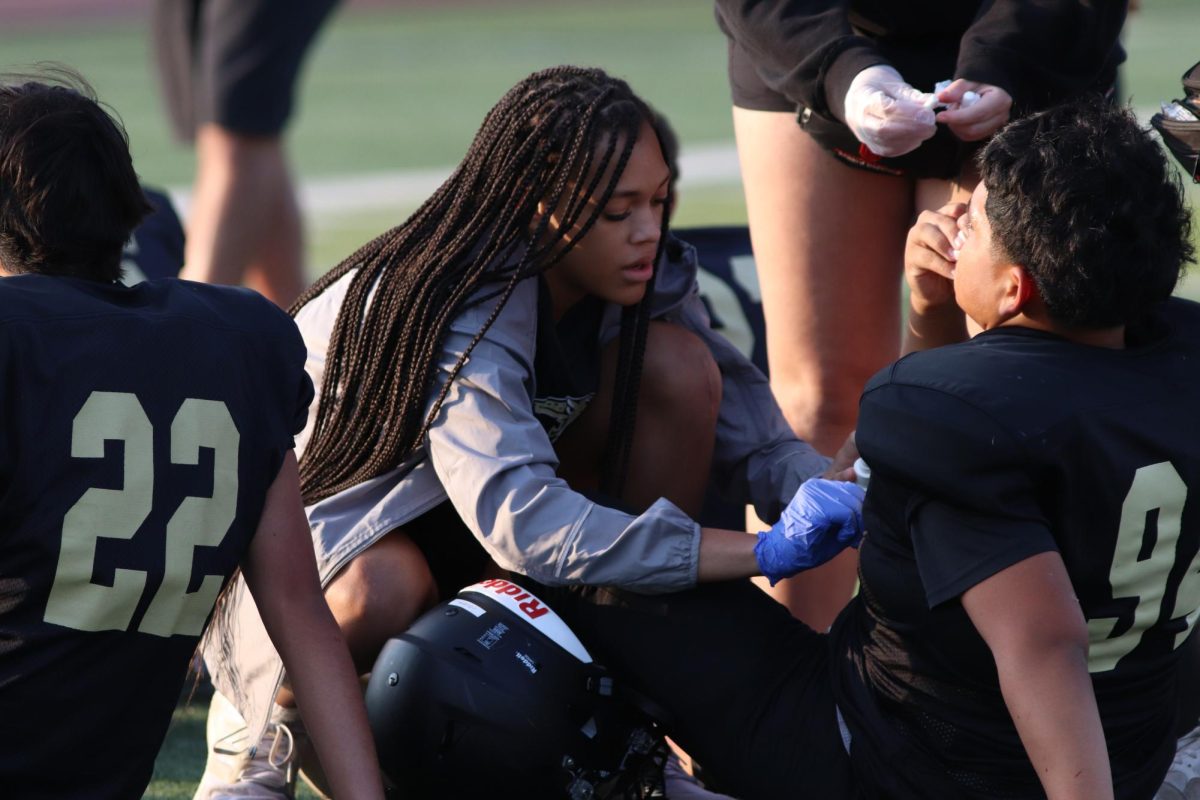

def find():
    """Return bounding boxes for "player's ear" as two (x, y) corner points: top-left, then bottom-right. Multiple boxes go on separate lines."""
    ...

(997, 264), (1037, 320)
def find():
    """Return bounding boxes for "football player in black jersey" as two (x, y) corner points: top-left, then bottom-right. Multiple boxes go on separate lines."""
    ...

(543, 98), (1198, 800)
(0, 70), (383, 799)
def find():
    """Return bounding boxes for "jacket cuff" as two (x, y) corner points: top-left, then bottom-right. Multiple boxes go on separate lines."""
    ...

(822, 42), (889, 122)
(955, 52), (1020, 103)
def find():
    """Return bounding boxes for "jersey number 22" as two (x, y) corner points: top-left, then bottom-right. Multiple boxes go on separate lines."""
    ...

(44, 391), (240, 638)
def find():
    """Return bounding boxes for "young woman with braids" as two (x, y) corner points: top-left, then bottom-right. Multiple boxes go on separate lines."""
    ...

(194, 66), (862, 797)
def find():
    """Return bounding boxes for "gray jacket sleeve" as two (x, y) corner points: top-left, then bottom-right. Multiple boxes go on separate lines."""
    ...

(424, 287), (702, 593)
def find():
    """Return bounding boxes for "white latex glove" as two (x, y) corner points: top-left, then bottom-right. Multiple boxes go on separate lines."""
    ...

(843, 65), (937, 157)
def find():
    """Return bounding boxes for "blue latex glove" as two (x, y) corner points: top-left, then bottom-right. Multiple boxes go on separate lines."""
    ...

(755, 479), (866, 587)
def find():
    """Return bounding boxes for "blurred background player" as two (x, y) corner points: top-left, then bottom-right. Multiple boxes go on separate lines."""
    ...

(713, 0), (1130, 629)
(152, 0), (339, 307)
(0, 69), (382, 800)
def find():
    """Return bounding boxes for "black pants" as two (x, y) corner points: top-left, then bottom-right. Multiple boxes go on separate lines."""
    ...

(534, 579), (861, 800)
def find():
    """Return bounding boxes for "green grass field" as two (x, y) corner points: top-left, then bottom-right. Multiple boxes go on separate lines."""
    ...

(1, 2), (1199, 796)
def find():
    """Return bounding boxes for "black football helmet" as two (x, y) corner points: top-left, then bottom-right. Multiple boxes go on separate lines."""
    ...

(365, 578), (668, 799)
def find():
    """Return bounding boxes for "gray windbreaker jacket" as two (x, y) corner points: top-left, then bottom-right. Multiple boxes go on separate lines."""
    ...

(205, 237), (829, 743)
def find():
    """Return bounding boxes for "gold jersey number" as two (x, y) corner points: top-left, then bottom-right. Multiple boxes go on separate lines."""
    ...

(43, 391), (240, 638)
(1087, 461), (1198, 672)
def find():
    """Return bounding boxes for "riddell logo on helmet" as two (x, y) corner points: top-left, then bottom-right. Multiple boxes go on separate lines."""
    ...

(477, 579), (550, 620)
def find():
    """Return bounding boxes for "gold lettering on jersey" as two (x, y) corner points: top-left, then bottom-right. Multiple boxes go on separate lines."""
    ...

(43, 391), (240, 638)
(1086, 461), (1192, 672)
(138, 399), (240, 636)
(45, 392), (154, 632)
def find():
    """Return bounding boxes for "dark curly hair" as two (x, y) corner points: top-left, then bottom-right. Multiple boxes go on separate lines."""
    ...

(0, 66), (149, 282)
(979, 98), (1194, 328)
(294, 66), (668, 505)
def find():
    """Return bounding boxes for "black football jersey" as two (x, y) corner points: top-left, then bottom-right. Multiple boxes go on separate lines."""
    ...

(830, 298), (1200, 800)
(0, 276), (312, 799)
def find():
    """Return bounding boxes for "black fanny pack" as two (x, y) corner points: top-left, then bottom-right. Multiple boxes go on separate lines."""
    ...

(1151, 60), (1200, 183)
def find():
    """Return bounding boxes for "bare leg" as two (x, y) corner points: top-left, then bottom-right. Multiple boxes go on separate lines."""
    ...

(733, 107), (915, 630)
(181, 124), (305, 307)
(556, 320), (722, 518)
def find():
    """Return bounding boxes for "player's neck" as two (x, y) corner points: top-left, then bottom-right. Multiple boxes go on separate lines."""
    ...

(1058, 325), (1126, 349)
(1004, 314), (1126, 349)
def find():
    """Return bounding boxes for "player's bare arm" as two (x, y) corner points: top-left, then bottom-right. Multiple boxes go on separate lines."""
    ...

(241, 452), (385, 800)
(962, 551), (1114, 800)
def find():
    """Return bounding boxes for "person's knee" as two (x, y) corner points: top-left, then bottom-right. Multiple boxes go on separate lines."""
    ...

(640, 322), (722, 425)
(324, 532), (438, 651)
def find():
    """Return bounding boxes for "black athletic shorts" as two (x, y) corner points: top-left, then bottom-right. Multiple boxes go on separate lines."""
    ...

(534, 579), (861, 800)
(153, 0), (338, 140)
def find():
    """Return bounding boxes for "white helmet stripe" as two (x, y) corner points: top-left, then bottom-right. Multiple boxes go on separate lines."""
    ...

(460, 579), (593, 664)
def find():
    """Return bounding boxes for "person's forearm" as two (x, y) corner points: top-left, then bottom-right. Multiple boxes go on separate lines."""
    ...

(698, 527), (760, 582)
(272, 593), (385, 800)
(902, 302), (967, 354)
(242, 453), (384, 800)
(996, 640), (1113, 800)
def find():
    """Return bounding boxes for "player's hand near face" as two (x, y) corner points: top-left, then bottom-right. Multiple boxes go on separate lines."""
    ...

(935, 80), (1013, 142)
(906, 202), (965, 314)
(903, 202), (969, 354)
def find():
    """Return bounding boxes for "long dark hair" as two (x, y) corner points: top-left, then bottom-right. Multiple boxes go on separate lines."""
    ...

(294, 66), (668, 505)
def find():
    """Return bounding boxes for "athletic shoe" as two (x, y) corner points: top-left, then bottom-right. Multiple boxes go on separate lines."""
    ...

(193, 690), (303, 800)
(1157, 725), (1200, 800)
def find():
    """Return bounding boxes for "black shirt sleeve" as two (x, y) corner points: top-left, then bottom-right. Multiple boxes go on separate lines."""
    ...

(290, 355), (315, 442)
(245, 294), (315, 451)
(911, 498), (1057, 607)
(956, 1), (1128, 110)
(858, 367), (1057, 607)
(714, 0), (886, 121)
